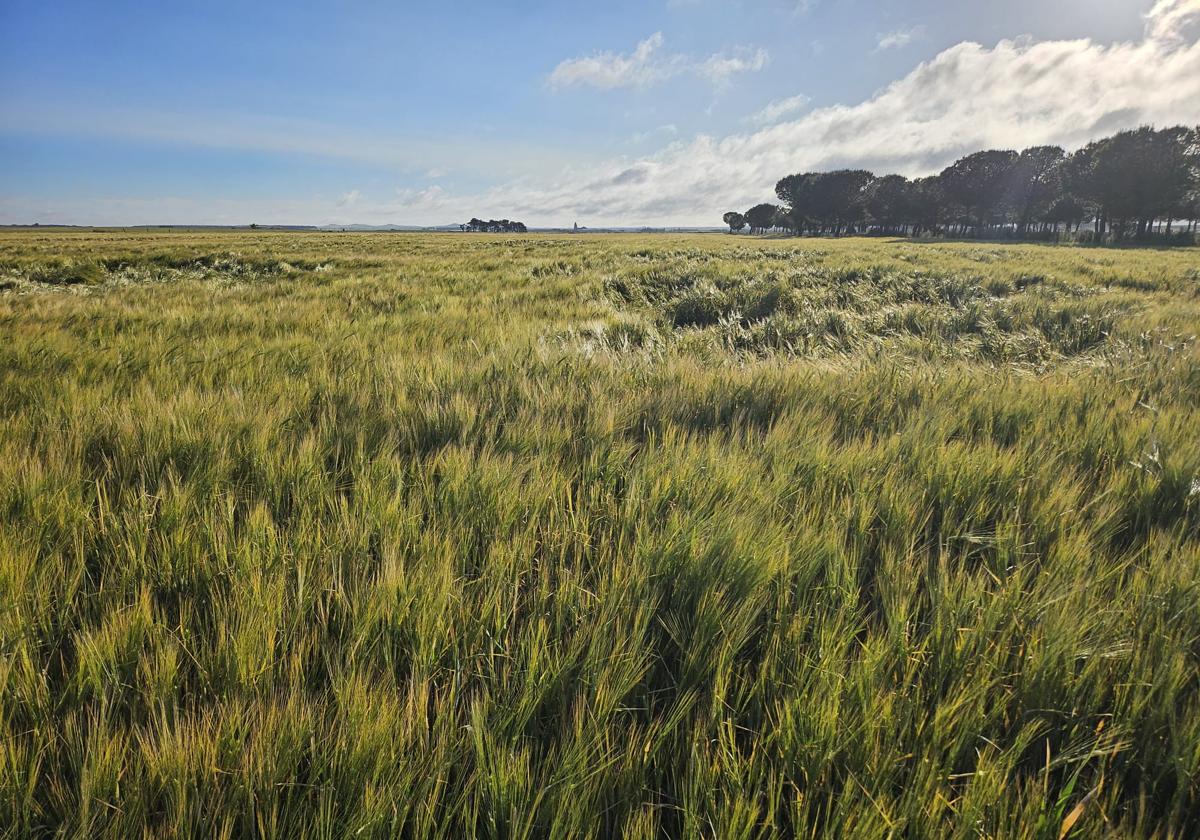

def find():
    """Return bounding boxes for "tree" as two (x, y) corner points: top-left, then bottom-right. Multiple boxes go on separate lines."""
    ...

(745, 203), (780, 234)
(939, 150), (1018, 234)
(1006, 146), (1066, 235)
(775, 170), (874, 235)
(1045, 196), (1087, 234)
(909, 177), (945, 236)
(772, 206), (795, 235)
(822, 170), (875, 233)
(736, 126), (1197, 243)
(464, 217), (527, 233)
(722, 211), (747, 233)
(775, 172), (821, 233)
(1069, 127), (1197, 239)
(1069, 132), (1144, 238)
(862, 175), (913, 235)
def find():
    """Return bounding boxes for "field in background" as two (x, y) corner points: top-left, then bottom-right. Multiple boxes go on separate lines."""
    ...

(2, 230), (1199, 838)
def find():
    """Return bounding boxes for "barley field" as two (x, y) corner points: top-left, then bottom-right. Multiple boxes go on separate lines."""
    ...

(2, 229), (1199, 838)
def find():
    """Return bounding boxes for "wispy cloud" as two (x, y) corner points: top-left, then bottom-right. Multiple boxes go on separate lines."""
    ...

(698, 48), (770, 88)
(876, 25), (926, 51)
(746, 94), (811, 125)
(547, 33), (677, 90)
(547, 32), (768, 90)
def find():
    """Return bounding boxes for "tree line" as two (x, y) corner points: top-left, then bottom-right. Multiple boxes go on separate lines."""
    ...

(462, 218), (528, 233)
(723, 126), (1200, 242)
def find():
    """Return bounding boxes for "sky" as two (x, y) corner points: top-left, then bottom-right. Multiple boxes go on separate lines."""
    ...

(1, 0), (1198, 227)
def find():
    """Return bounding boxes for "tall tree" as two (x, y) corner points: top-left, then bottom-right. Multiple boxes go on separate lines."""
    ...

(775, 170), (874, 234)
(1006, 146), (1066, 235)
(775, 172), (821, 233)
(1045, 196), (1087, 234)
(863, 174), (913, 235)
(818, 170), (875, 234)
(906, 177), (944, 236)
(747, 126), (1198, 242)
(722, 211), (747, 233)
(1069, 127), (1197, 238)
(939, 150), (1019, 235)
(745, 203), (780, 234)
(772, 206), (795, 235)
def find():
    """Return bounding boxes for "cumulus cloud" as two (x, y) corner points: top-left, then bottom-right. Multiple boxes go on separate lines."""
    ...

(1145, 0), (1200, 43)
(547, 33), (768, 90)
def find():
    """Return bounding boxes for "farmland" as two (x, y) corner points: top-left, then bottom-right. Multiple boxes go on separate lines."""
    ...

(2, 229), (1199, 838)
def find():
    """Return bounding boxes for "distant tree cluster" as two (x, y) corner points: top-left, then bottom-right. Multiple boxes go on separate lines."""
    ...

(723, 126), (1200, 242)
(462, 218), (528, 233)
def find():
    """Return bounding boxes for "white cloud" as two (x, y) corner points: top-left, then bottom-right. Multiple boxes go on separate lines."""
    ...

(336, 190), (361, 207)
(547, 33), (768, 90)
(746, 94), (812, 125)
(876, 25), (926, 51)
(698, 48), (770, 88)
(547, 33), (677, 90)
(1146, 0), (1200, 43)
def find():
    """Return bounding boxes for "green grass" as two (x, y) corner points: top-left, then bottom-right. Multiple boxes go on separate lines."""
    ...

(1, 230), (1199, 838)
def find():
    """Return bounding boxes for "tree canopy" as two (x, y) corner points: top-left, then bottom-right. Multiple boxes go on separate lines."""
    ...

(462, 218), (528, 233)
(725, 125), (1199, 242)
(722, 211), (747, 233)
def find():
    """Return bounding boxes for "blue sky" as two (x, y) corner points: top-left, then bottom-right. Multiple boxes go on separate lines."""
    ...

(2, 0), (1198, 226)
